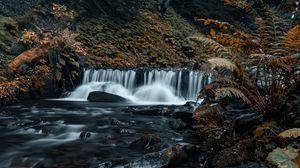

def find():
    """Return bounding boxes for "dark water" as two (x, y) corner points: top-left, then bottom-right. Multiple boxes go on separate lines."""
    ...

(0, 100), (198, 168)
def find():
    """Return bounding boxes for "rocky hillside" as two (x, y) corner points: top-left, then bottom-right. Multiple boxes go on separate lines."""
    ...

(1, 0), (293, 102)
(0, 0), (204, 69)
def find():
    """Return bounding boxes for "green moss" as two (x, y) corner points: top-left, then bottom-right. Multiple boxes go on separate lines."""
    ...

(0, 16), (19, 67)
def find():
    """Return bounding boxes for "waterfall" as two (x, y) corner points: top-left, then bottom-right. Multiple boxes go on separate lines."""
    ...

(64, 69), (211, 104)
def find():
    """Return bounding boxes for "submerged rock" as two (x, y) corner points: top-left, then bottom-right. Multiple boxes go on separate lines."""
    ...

(95, 161), (113, 168)
(87, 91), (127, 102)
(125, 106), (165, 116)
(80, 131), (91, 140)
(172, 111), (195, 125)
(129, 134), (164, 152)
(0, 117), (16, 126)
(119, 128), (136, 134)
(111, 118), (133, 128)
(168, 118), (188, 130)
(10, 157), (43, 168)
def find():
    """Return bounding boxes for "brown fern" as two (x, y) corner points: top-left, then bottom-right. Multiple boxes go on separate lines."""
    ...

(282, 25), (300, 53)
(208, 58), (240, 74)
(188, 36), (231, 58)
(215, 87), (252, 106)
(223, 0), (258, 18)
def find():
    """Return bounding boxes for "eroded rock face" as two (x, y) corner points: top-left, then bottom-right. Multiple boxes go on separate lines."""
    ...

(87, 91), (127, 102)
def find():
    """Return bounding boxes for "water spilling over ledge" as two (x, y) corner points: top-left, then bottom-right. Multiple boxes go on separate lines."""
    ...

(63, 69), (212, 104)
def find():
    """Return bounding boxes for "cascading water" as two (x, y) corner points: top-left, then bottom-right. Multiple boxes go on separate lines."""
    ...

(64, 69), (211, 104)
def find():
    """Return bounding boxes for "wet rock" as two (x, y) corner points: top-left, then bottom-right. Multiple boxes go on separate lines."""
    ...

(220, 108), (262, 133)
(125, 106), (164, 116)
(0, 117), (16, 126)
(119, 128), (136, 134)
(183, 101), (198, 111)
(129, 134), (163, 152)
(41, 126), (57, 134)
(95, 161), (113, 168)
(181, 143), (204, 161)
(80, 131), (91, 139)
(111, 118), (132, 128)
(168, 119), (188, 130)
(172, 111), (195, 125)
(10, 157), (43, 168)
(227, 162), (268, 168)
(87, 91), (127, 102)
(17, 118), (43, 128)
(124, 144), (188, 168)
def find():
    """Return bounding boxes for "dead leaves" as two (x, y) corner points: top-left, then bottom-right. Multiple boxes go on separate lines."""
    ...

(8, 48), (48, 71)
(212, 139), (255, 168)
(193, 104), (225, 138)
(279, 128), (300, 139)
(283, 25), (300, 53)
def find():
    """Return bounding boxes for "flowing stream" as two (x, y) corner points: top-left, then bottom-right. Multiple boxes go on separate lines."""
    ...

(0, 68), (210, 167)
(0, 101), (200, 168)
(63, 69), (211, 104)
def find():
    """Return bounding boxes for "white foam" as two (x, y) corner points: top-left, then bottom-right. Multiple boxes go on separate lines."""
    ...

(57, 69), (211, 105)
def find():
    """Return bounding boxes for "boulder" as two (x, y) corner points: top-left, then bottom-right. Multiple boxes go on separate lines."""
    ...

(172, 111), (195, 125)
(87, 91), (127, 102)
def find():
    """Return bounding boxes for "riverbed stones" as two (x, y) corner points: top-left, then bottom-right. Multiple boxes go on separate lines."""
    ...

(111, 118), (133, 128)
(125, 106), (165, 116)
(80, 131), (91, 139)
(129, 134), (164, 152)
(10, 156), (43, 168)
(87, 91), (127, 102)
(0, 117), (16, 126)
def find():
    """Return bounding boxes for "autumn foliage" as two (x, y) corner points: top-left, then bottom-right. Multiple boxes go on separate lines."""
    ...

(191, 2), (300, 166)
(8, 48), (48, 71)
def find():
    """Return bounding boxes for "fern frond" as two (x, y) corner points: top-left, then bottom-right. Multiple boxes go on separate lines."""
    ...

(282, 25), (300, 53)
(208, 58), (239, 74)
(215, 87), (252, 105)
(256, 7), (290, 56)
(249, 54), (273, 59)
(188, 36), (230, 58)
(224, 0), (258, 18)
